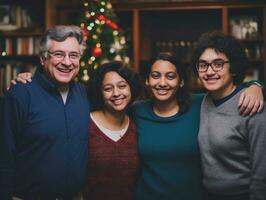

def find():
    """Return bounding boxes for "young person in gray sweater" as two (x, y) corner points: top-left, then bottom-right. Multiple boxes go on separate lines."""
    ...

(192, 31), (266, 200)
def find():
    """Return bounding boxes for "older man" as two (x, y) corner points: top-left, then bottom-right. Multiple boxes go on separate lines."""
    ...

(0, 25), (90, 200)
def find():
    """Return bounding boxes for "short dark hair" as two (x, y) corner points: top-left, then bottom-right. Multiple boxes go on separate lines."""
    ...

(147, 52), (191, 112)
(88, 61), (140, 111)
(191, 31), (249, 84)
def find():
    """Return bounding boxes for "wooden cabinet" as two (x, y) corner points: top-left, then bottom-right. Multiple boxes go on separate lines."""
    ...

(112, 1), (266, 86)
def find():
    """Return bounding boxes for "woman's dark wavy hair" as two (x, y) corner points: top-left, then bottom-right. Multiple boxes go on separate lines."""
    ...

(87, 61), (140, 111)
(191, 31), (249, 84)
(147, 52), (191, 112)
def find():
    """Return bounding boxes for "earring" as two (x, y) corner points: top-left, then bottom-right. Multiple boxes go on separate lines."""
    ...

(180, 80), (184, 87)
(145, 79), (149, 86)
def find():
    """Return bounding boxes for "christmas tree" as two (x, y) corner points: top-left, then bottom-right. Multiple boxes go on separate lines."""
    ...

(78, 0), (130, 82)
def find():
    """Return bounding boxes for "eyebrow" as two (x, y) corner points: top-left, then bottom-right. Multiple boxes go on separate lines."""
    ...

(198, 58), (224, 62)
(50, 50), (80, 54)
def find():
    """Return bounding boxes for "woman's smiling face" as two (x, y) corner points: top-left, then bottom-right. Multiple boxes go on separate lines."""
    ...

(147, 60), (181, 104)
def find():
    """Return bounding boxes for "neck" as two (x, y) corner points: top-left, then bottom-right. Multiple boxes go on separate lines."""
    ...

(58, 85), (69, 93)
(153, 99), (180, 117)
(43, 71), (69, 92)
(92, 110), (128, 131)
(211, 83), (236, 100)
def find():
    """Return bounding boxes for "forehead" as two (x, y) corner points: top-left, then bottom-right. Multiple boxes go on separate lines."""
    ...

(199, 48), (228, 61)
(49, 37), (80, 52)
(103, 71), (127, 84)
(151, 60), (177, 73)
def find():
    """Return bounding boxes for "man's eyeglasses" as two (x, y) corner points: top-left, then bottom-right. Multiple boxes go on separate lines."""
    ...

(196, 59), (229, 72)
(47, 51), (81, 62)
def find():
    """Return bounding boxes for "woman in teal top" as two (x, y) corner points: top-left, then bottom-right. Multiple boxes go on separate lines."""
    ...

(130, 52), (204, 200)
(130, 52), (264, 200)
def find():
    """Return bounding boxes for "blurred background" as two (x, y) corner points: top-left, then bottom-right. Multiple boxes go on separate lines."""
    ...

(0, 0), (265, 95)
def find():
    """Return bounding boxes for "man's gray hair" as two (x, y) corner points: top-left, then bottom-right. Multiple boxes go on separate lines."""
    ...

(39, 25), (87, 57)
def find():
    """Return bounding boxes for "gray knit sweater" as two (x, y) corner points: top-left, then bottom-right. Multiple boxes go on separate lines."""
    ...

(198, 91), (266, 199)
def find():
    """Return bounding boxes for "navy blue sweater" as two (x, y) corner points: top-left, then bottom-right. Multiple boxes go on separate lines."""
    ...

(0, 69), (90, 199)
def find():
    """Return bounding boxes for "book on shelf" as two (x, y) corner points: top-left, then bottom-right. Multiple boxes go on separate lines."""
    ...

(0, 63), (37, 96)
(153, 40), (195, 63)
(0, 36), (41, 56)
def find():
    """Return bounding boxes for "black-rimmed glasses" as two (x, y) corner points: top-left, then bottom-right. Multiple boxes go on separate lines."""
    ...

(196, 59), (229, 72)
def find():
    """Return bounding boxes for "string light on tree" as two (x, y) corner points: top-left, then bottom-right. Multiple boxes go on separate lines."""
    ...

(77, 0), (130, 83)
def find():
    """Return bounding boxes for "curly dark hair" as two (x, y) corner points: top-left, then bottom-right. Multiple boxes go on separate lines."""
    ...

(191, 31), (249, 84)
(87, 61), (141, 111)
(147, 52), (191, 112)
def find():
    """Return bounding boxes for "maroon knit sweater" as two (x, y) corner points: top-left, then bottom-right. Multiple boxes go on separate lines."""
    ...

(83, 118), (140, 200)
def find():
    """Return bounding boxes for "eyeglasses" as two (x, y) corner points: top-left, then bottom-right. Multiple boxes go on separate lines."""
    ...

(47, 51), (81, 62)
(196, 59), (229, 72)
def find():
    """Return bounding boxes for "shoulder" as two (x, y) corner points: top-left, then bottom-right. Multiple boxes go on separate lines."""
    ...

(190, 93), (205, 108)
(131, 99), (151, 109)
(6, 82), (33, 100)
(130, 99), (151, 112)
(71, 82), (90, 102)
(249, 103), (266, 125)
(3, 82), (35, 112)
(128, 99), (152, 118)
(191, 93), (205, 103)
(73, 81), (87, 94)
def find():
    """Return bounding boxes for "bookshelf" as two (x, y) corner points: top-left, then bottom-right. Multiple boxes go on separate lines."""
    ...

(0, 0), (57, 96)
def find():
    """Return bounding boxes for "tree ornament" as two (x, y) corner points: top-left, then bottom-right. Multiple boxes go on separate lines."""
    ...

(92, 47), (103, 57)
(106, 2), (112, 9)
(81, 26), (89, 41)
(96, 15), (120, 30)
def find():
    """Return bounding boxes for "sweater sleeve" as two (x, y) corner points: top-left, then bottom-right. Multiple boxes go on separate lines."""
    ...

(0, 87), (28, 200)
(247, 110), (266, 200)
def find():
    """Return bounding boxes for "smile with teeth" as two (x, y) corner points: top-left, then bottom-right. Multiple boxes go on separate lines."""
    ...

(112, 98), (125, 105)
(204, 77), (219, 84)
(155, 88), (170, 95)
(56, 67), (74, 73)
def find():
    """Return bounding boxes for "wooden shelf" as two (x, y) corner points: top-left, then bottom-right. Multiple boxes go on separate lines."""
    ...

(0, 31), (43, 37)
(112, 1), (266, 84)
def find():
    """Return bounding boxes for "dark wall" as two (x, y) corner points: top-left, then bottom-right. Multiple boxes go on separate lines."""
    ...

(0, 96), (4, 128)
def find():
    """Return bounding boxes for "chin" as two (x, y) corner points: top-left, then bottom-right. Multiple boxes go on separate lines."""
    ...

(56, 76), (75, 83)
(155, 96), (172, 102)
(202, 82), (219, 91)
(204, 85), (221, 93)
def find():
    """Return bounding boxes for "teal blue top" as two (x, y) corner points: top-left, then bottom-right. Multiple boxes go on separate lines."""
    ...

(130, 94), (204, 200)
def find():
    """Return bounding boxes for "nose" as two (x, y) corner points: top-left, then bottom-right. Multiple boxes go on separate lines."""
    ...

(206, 65), (216, 75)
(158, 77), (167, 86)
(113, 87), (120, 96)
(61, 55), (72, 66)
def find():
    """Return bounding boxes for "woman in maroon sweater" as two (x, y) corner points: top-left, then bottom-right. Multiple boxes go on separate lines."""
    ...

(83, 61), (140, 200)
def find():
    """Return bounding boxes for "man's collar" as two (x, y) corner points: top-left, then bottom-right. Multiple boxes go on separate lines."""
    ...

(34, 67), (75, 93)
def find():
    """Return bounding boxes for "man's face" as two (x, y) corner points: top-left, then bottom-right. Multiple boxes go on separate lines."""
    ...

(197, 48), (235, 99)
(41, 37), (81, 89)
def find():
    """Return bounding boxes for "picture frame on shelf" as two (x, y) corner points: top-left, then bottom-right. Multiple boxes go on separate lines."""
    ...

(230, 16), (259, 40)
(0, 5), (11, 24)
(0, 5), (18, 31)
